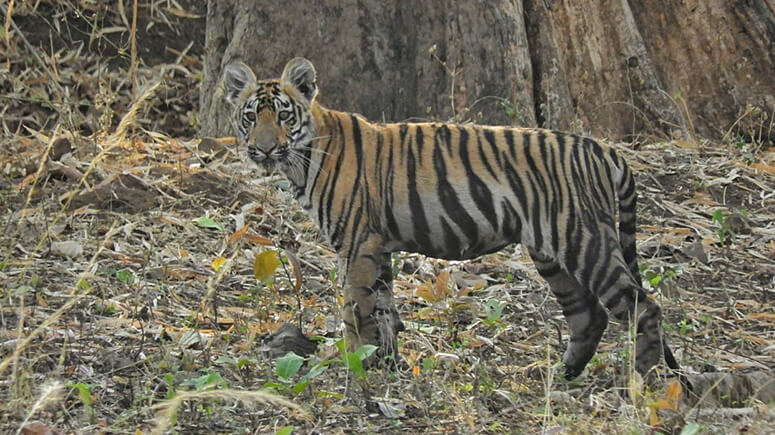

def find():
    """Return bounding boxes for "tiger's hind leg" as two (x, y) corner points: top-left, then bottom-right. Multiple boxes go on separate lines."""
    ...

(529, 249), (608, 379)
(573, 234), (667, 377)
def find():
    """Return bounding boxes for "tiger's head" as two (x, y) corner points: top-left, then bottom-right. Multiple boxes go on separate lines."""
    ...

(223, 58), (319, 173)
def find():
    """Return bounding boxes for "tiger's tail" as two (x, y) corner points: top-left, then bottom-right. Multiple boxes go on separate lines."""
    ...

(613, 151), (681, 371)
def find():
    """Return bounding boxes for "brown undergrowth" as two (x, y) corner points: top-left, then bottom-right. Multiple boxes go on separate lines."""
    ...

(2, 2), (775, 434)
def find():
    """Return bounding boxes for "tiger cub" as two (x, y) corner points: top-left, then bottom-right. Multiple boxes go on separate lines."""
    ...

(223, 57), (677, 379)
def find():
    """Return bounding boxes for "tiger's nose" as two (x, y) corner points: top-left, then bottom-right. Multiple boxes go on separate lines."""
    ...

(257, 142), (279, 154)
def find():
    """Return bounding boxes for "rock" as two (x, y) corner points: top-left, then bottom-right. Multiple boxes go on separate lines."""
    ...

(263, 323), (318, 358)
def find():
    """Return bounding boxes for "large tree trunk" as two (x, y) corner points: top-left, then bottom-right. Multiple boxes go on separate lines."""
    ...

(200, 0), (775, 142)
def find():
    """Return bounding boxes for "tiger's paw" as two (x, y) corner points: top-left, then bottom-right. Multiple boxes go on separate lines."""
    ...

(563, 363), (585, 380)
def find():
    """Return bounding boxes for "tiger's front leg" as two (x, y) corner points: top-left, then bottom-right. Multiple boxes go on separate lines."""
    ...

(341, 235), (404, 366)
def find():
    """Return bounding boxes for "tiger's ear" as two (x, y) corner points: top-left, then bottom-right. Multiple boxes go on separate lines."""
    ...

(281, 57), (317, 102)
(223, 62), (257, 106)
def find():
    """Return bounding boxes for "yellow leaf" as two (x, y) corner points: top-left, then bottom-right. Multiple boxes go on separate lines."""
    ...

(412, 365), (421, 376)
(649, 405), (660, 426)
(253, 250), (281, 284)
(652, 398), (673, 411)
(211, 256), (226, 271)
(416, 271), (453, 303)
(415, 281), (437, 302)
(665, 379), (683, 406)
(435, 270), (452, 299)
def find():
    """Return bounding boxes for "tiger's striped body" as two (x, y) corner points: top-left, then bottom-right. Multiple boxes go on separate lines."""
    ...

(224, 58), (677, 378)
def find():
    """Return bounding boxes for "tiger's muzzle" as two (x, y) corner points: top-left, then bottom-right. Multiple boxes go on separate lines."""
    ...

(247, 143), (289, 166)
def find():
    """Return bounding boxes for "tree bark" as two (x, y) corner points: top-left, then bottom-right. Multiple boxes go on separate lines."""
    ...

(200, 0), (775, 143)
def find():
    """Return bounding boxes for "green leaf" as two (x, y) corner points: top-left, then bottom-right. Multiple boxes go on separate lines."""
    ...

(275, 352), (304, 381)
(115, 268), (135, 284)
(344, 352), (365, 378)
(67, 382), (93, 407)
(192, 216), (225, 231)
(237, 357), (253, 369)
(712, 209), (725, 225)
(275, 426), (294, 435)
(680, 422), (703, 435)
(354, 344), (378, 361)
(215, 355), (237, 366)
(316, 390), (344, 399)
(76, 278), (92, 291)
(163, 373), (176, 399)
(262, 381), (285, 391)
(253, 250), (281, 284)
(334, 338), (348, 354)
(485, 299), (505, 321)
(181, 372), (226, 390)
(291, 380), (309, 395)
(304, 361), (329, 380)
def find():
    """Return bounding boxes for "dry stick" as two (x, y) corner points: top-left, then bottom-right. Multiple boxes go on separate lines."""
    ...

(110, 81), (161, 144)
(199, 246), (241, 320)
(150, 389), (307, 435)
(0, 3), (65, 96)
(3, 0), (15, 69)
(130, 0), (139, 103)
(0, 221), (121, 376)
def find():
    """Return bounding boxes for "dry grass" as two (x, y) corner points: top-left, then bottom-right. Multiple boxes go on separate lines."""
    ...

(2, 2), (775, 434)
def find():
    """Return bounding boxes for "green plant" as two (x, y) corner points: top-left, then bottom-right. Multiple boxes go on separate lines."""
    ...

(115, 268), (136, 285)
(181, 370), (229, 390)
(163, 373), (177, 399)
(712, 209), (735, 246)
(263, 352), (329, 395)
(67, 382), (96, 423)
(191, 215), (225, 231)
(482, 299), (507, 329)
(333, 339), (378, 379)
(639, 264), (681, 291)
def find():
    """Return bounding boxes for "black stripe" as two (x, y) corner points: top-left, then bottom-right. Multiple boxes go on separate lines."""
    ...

(407, 137), (432, 250)
(523, 133), (545, 252)
(383, 132), (401, 240)
(539, 133), (561, 254)
(434, 133), (479, 242)
(320, 116), (346, 240)
(477, 129), (499, 179)
(460, 128), (498, 232)
(501, 199), (523, 241)
(440, 217), (461, 256)
(505, 129), (517, 159)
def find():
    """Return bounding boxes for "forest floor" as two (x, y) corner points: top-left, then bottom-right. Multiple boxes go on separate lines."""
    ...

(2, 2), (775, 434)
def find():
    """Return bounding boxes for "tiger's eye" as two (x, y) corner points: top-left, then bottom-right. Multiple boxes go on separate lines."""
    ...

(278, 111), (291, 122)
(245, 112), (256, 122)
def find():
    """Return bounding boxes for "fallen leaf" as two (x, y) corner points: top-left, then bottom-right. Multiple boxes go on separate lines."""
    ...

(211, 256), (226, 271)
(228, 224), (250, 243)
(52, 240), (83, 258)
(254, 250), (281, 284)
(750, 162), (775, 176)
(192, 216), (225, 231)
